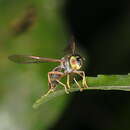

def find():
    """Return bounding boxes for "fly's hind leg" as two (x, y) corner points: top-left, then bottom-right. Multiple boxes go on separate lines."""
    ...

(43, 73), (55, 96)
(55, 79), (69, 94)
(44, 88), (54, 97)
(42, 72), (57, 97)
(45, 71), (69, 96)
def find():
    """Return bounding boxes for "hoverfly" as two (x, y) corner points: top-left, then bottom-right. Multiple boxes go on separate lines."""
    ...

(8, 37), (88, 96)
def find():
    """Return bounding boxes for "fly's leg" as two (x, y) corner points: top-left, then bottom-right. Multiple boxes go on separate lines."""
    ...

(73, 78), (83, 91)
(81, 71), (88, 88)
(48, 71), (64, 87)
(55, 79), (69, 94)
(48, 72), (54, 89)
(73, 71), (88, 89)
(79, 71), (88, 88)
(43, 72), (61, 96)
(67, 74), (71, 89)
(44, 88), (54, 97)
(45, 71), (69, 96)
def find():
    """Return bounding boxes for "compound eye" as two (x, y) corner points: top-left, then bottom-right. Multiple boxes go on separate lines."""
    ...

(76, 57), (81, 61)
(76, 57), (82, 62)
(76, 57), (82, 65)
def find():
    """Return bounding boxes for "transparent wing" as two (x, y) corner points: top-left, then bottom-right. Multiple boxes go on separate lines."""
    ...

(8, 54), (62, 64)
(64, 36), (76, 54)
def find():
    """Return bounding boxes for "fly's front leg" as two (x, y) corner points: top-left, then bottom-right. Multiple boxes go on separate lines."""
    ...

(73, 78), (83, 91)
(73, 71), (88, 89)
(78, 71), (88, 88)
(67, 74), (71, 89)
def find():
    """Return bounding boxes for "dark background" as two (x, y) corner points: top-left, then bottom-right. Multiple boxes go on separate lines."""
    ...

(52, 0), (130, 130)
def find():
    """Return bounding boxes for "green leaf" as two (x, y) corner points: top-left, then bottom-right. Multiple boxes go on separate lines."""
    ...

(33, 74), (130, 109)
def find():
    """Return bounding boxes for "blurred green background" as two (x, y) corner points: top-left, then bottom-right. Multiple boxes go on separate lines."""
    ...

(1, 0), (130, 130)
(0, 0), (70, 130)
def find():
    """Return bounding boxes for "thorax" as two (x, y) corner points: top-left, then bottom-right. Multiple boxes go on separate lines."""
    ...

(61, 57), (73, 73)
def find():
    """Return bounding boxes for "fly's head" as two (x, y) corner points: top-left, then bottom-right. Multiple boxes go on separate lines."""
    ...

(69, 54), (84, 71)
